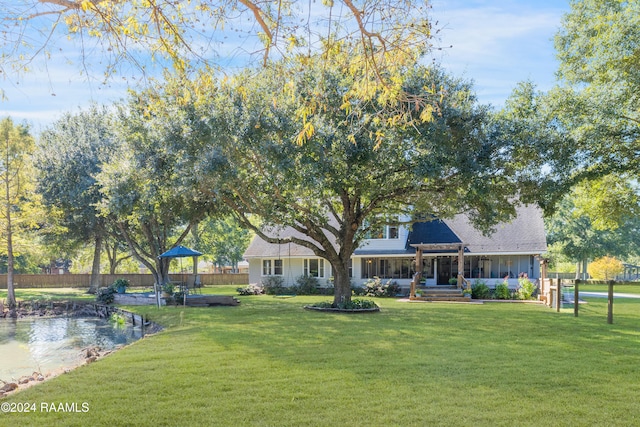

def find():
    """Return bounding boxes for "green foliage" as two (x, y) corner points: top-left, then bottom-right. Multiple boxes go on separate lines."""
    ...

(494, 281), (511, 300)
(545, 186), (640, 264)
(112, 278), (130, 291)
(187, 216), (252, 271)
(96, 286), (116, 304)
(147, 61), (533, 306)
(309, 299), (379, 310)
(472, 280), (491, 299)
(261, 276), (288, 295)
(161, 283), (175, 295)
(109, 312), (126, 326)
(294, 275), (320, 295)
(543, 0), (640, 194)
(517, 278), (536, 300)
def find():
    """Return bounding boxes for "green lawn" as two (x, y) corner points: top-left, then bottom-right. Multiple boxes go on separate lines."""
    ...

(2, 287), (640, 426)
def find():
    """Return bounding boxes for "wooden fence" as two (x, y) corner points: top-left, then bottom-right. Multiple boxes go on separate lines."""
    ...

(0, 273), (249, 289)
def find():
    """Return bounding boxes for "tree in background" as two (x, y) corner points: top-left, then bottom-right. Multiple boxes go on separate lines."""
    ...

(545, 177), (640, 279)
(587, 256), (624, 282)
(0, 118), (42, 308)
(188, 216), (252, 273)
(36, 105), (121, 293)
(551, 0), (640, 181)
(95, 102), (216, 287)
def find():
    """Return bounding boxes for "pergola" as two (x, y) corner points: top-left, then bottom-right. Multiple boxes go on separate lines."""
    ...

(409, 243), (467, 298)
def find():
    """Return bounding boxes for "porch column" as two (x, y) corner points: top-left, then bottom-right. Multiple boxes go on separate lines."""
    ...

(411, 247), (423, 298)
(457, 245), (464, 288)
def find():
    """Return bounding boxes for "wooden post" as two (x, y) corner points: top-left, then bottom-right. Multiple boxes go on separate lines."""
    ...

(574, 280), (579, 317)
(457, 245), (464, 288)
(555, 277), (561, 312)
(608, 280), (614, 324)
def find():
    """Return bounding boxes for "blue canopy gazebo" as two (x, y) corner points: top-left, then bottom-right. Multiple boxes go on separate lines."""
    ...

(158, 245), (203, 306)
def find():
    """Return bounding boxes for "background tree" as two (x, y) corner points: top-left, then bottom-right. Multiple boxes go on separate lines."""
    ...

(145, 60), (536, 306)
(587, 256), (624, 281)
(95, 102), (215, 287)
(0, 117), (41, 308)
(187, 216), (252, 273)
(545, 179), (640, 279)
(36, 105), (120, 293)
(550, 0), (640, 181)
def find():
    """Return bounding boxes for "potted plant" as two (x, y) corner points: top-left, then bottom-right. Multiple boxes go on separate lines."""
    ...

(463, 288), (472, 298)
(162, 283), (175, 298)
(112, 278), (130, 294)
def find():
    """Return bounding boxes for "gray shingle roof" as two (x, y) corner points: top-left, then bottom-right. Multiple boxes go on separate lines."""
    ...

(243, 205), (547, 258)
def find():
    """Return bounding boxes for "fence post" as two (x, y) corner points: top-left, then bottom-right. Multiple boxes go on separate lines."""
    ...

(574, 279), (580, 317)
(555, 277), (561, 312)
(607, 280), (614, 324)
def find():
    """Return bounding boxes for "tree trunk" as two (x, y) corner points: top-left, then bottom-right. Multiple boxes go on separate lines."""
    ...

(88, 234), (103, 294)
(331, 255), (352, 307)
(6, 203), (16, 309)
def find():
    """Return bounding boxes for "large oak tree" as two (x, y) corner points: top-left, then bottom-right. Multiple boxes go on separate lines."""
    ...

(135, 59), (534, 306)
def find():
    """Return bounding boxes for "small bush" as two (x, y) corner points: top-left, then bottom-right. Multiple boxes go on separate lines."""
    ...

(237, 284), (264, 295)
(295, 275), (320, 295)
(309, 299), (378, 310)
(361, 277), (401, 297)
(262, 276), (289, 295)
(517, 278), (537, 300)
(472, 280), (491, 299)
(494, 281), (511, 300)
(96, 287), (116, 304)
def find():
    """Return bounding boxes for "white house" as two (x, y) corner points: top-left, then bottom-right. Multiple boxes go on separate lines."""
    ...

(243, 205), (547, 291)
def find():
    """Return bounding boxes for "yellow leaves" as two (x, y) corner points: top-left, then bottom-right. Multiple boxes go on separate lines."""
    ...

(80, 0), (92, 12)
(419, 104), (434, 123)
(295, 122), (315, 146)
(587, 256), (624, 281)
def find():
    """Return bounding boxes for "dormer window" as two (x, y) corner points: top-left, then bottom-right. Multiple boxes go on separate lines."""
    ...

(363, 219), (400, 239)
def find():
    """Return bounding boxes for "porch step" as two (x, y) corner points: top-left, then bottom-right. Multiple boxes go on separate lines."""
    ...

(412, 287), (471, 302)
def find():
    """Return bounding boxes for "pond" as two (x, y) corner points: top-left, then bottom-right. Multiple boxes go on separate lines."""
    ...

(0, 316), (144, 381)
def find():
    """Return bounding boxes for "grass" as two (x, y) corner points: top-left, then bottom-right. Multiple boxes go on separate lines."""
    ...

(2, 286), (640, 426)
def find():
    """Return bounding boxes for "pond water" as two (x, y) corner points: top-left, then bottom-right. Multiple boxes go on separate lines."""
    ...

(0, 316), (144, 381)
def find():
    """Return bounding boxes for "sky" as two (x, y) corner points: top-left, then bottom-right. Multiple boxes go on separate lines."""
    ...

(0, 0), (571, 134)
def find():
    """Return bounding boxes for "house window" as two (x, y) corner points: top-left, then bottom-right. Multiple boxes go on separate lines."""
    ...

(361, 257), (413, 279)
(304, 259), (325, 278)
(262, 259), (283, 276)
(274, 259), (283, 275)
(364, 225), (400, 239)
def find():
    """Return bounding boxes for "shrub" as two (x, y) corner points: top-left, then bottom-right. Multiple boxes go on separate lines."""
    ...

(96, 287), (116, 304)
(587, 256), (624, 281)
(351, 284), (365, 296)
(494, 281), (511, 300)
(261, 276), (289, 295)
(237, 284), (264, 296)
(309, 299), (378, 310)
(295, 275), (320, 295)
(472, 280), (491, 299)
(361, 277), (401, 297)
(517, 278), (537, 300)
